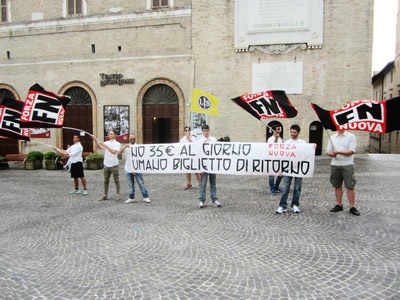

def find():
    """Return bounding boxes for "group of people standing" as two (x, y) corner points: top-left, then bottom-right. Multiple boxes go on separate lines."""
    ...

(55, 124), (360, 216)
(266, 125), (360, 216)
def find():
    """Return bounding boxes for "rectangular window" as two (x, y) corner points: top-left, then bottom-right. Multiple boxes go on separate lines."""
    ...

(68, 0), (82, 15)
(1, 0), (7, 22)
(152, 0), (169, 8)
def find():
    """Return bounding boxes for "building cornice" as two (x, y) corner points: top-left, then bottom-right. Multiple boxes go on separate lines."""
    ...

(0, 8), (191, 36)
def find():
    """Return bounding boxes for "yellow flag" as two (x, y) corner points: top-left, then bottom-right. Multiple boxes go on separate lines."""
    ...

(190, 88), (219, 115)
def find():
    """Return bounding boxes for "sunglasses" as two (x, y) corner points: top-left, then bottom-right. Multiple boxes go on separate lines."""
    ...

(184, 129), (190, 132)
(129, 138), (136, 140)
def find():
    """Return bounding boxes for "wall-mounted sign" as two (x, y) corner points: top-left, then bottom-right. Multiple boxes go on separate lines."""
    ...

(100, 73), (135, 87)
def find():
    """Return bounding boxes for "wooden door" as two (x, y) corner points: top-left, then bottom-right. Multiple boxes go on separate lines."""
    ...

(143, 104), (179, 144)
(63, 105), (93, 152)
(0, 138), (19, 156)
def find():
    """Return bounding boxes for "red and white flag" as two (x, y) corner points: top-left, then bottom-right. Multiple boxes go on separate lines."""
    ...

(20, 84), (70, 128)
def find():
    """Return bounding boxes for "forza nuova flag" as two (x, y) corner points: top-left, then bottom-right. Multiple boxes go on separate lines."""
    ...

(191, 88), (219, 115)
(0, 98), (30, 140)
(20, 84), (71, 128)
(311, 97), (400, 133)
(231, 90), (298, 120)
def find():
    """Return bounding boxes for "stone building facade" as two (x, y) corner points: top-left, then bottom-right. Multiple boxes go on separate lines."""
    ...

(0, 0), (373, 156)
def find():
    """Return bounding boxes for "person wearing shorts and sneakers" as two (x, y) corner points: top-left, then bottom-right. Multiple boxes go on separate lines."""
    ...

(117, 133), (151, 204)
(180, 126), (201, 190)
(327, 130), (360, 216)
(54, 135), (88, 196)
(197, 124), (221, 209)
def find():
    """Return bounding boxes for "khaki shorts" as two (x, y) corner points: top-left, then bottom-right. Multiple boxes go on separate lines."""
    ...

(330, 165), (356, 189)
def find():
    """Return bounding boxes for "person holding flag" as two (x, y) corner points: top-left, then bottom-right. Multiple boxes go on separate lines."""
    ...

(92, 130), (121, 201)
(327, 130), (360, 216)
(54, 135), (88, 195)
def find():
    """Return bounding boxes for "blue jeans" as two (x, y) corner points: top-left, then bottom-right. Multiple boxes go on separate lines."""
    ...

(126, 172), (149, 199)
(279, 176), (302, 209)
(269, 175), (283, 191)
(199, 173), (217, 203)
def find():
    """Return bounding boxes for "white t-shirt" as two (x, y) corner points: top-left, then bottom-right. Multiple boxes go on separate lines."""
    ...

(180, 135), (197, 143)
(123, 146), (134, 173)
(327, 131), (356, 166)
(103, 139), (121, 167)
(285, 138), (306, 144)
(66, 142), (83, 163)
(197, 135), (217, 143)
(267, 135), (283, 143)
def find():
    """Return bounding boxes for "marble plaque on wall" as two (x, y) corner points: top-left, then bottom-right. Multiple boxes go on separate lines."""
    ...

(235, 0), (323, 51)
(252, 62), (303, 94)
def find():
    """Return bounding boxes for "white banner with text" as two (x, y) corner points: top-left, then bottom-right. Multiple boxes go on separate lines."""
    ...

(125, 142), (315, 177)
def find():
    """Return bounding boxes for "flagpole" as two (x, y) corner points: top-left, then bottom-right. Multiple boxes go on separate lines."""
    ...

(29, 140), (63, 154)
(259, 118), (278, 136)
(308, 99), (335, 150)
(62, 127), (99, 141)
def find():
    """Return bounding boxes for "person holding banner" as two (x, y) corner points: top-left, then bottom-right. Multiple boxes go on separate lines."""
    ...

(276, 125), (306, 214)
(92, 130), (121, 201)
(197, 124), (221, 208)
(117, 133), (151, 204)
(180, 126), (201, 190)
(327, 130), (360, 216)
(267, 125), (283, 194)
(54, 135), (88, 196)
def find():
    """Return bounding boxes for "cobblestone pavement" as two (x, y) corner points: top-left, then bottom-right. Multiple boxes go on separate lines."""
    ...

(0, 154), (399, 300)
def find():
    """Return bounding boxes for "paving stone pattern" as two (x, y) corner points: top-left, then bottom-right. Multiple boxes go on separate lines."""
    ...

(0, 154), (399, 300)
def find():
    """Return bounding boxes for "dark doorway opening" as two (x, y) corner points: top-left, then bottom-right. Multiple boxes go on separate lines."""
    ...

(153, 118), (171, 143)
(309, 121), (323, 156)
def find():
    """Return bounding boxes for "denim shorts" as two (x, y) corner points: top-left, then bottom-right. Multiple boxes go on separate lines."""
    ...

(330, 165), (356, 189)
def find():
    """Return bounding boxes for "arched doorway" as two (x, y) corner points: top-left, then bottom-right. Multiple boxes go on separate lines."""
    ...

(0, 87), (20, 155)
(266, 120), (284, 142)
(62, 86), (93, 152)
(309, 121), (323, 155)
(142, 83), (180, 144)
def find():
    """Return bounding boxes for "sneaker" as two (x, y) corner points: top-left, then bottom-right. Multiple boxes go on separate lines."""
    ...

(125, 198), (135, 204)
(82, 190), (88, 196)
(292, 205), (300, 213)
(271, 188), (276, 194)
(116, 195), (121, 201)
(143, 198), (151, 203)
(69, 189), (80, 194)
(349, 207), (360, 216)
(276, 206), (287, 214)
(99, 195), (108, 201)
(275, 188), (283, 193)
(199, 201), (204, 209)
(213, 200), (221, 207)
(184, 183), (193, 190)
(330, 204), (343, 212)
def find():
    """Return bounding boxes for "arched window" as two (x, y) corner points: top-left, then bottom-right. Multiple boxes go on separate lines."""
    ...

(143, 84), (178, 105)
(0, 88), (15, 101)
(64, 87), (92, 105)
